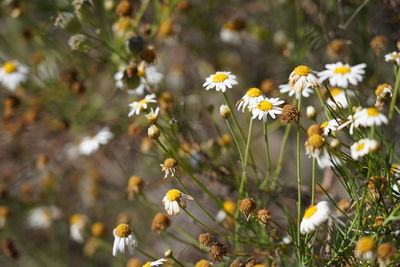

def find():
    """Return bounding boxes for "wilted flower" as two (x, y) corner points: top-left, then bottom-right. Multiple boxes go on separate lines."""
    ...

(27, 206), (61, 229)
(160, 158), (178, 178)
(199, 232), (214, 247)
(280, 104), (299, 124)
(70, 213), (88, 243)
(288, 65), (320, 92)
(112, 224), (137, 256)
(239, 198), (256, 220)
(210, 242), (228, 262)
(146, 107), (160, 124)
(127, 176), (144, 200)
(355, 237), (376, 261)
(151, 213), (171, 232)
(219, 104), (231, 119)
(375, 83), (393, 107)
(162, 189), (193, 215)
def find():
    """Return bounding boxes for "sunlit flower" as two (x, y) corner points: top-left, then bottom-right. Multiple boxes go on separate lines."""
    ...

(203, 71), (238, 92)
(354, 107), (388, 128)
(250, 97), (284, 121)
(79, 127), (114, 155)
(326, 88), (353, 108)
(384, 51), (400, 65)
(288, 65), (320, 92)
(300, 201), (330, 234)
(112, 224), (137, 256)
(350, 138), (379, 160)
(318, 62), (366, 88)
(162, 189), (193, 215)
(237, 88), (264, 112)
(70, 213), (88, 243)
(27, 206), (61, 229)
(160, 158), (178, 178)
(128, 94), (157, 117)
(142, 258), (167, 267)
(320, 119), (341, 136)
(0, 61), (29, 91)
(279, 83), (313, 99)
(355, 237), (376, 261)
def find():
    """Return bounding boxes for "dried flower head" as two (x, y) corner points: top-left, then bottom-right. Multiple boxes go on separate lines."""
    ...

(305, 134), (324, 157)
(377, 243), (396, 264)
(370, 35), (388, 55)
(229, 259), (245, 267)
(148, 125), (160, 139)
(140, 45), (157, 64)
(375, 83), (392, 107)
(127, 175), (143, 200)
(280, 104), (299, 124)
(239, 198), (256, 220)
(91, 222), (106, 237)
(151, 213), (171, 232)
(195, 259), (212, 267)
(355, 237), (376, 261)
(198, 232), (214, 247)
(116, 0), (132, 17)
(220, 104), (231, 119)
(160, 158), (178, 179)
(210, 242), (228, 262)
(257, 209), (272, 225)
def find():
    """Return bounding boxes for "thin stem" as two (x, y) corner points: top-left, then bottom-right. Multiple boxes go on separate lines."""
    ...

(270, 124), (292, 190)
(340, 0), (370, 30)
(261, 121), (272, 188)
(389, 66), (400, 120)
(226, 118), (244, 165)
(296, 95), (303, 261)
(311, 157), (316, 205)
(170, 255), (186, 267)
(238, 118), (254, 197)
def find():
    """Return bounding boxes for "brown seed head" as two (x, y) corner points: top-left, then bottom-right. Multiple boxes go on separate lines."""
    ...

(116, 0), (132, 17)
(230, 259), (245, 267)
(151, 213), (171, 232)
(198, 232), (214, 247)
(377, 243), (396, 261)
(239, 198), (256, 218)
(257, 209), (272, 225)
(281, 104), (299, 124)
(370, 35), (388, 55)
(210, 242), (228, 262)
(140, 46), (157, 64)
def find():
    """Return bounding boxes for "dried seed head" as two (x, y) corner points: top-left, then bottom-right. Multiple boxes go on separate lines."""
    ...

(307, 124), (322, 137)
(370, 35), (388, 55)
(326, 39), (347, 58)
(91, 222), (106, 237)
(306, 106), (316, 119)
(280, 104), (299, 124)
(257, 209), (272, 225)
(336, 198), (350, 213)
(220, 104), (231, 119)
(195, 259), (212, 267)
(148, 125), (160, 139)
(210, 242), (228, 262)
(151, 213), (171, 232)
(198, 232), (214, 247)
(239, 198), (256, 219)
(377, 243), (396, 262)
(140, 45), (157, 64)
(116, 0), (132, 17)
(230, 259), (245, 267)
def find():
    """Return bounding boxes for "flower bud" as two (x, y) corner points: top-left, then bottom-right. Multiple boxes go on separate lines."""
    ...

(148, 125), (160, 139)
(306, 106), (316, 119)
(219, 104), (231, 119)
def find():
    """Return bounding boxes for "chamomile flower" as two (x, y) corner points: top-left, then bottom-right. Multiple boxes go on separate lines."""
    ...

(300, 201), (330, 234)
(250, 97), (284, 121)
(350, 138), (379, 160)
(326, 88), (353, 108)
(354, 107), (388, 128)
(279, 83), (313, 99)
(27, 206), (62, 229)
(79, 127), (114, 155)
(0, 61), (29, 91)
(384, 51), (400, 65)
(142, 258), (167, 267)
(128, 94), (157, 117)
(203, 71), (238, 92)
(390, 163), (400, 178)
(288, 65), (320, 92)
(160, 158), (178, 178)
(145, 107), (160, 124)
(70, 213), (88, 243)
(355, 237), (376, 261)
(318, 62), (366, 88)
(320, 119), (341, 136)
(162, 189), (193, 216)
(237, 87), (264, 112)
(375, 83), (393, 107)
(337, 115), (356, 135)
(112, 224), (137, 256)
(305, 134), (325, 158)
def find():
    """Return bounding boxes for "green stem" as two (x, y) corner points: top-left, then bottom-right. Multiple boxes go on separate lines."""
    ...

(226, 118), (244, 166)
(389, 66), (400, 120)
(311, 157), (316, 205)
(260, 121), (272, 188)
(270, 124), (292, 190)
(238, 119), (254, 197)
(296, 95), (303, 262)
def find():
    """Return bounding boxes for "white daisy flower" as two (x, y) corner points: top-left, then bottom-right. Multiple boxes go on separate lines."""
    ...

(27, 206), (62, 229)
(320, 119), (341, 136)
(318, 62), (366, 88)
(353, 107), (388, 128)
(128, 94), (157, 117)
(300, 201), (330, 234)
(250, 97), (284, 121)
(392, 178), (400, 195)
(142, 258), (167, 267)
(384, 51), (400, 65)
(79, 127), (114, 155)
(288, 65), (321, 92)
(0, 61), (29, 91)
(337, 115), (356, 135)
(316, 149), (341, 169)
(326, 88), (353, 108)
(391, 163), (400, 178)
(237, 87), (264, 112)
(69, 213), (88, 243)
(114, 66), (126, 89)
(203, 71), (238, 92)
(350, 138), (379, 160)
(112, 224), (137, 256)
(162, 189), (193, 216)
(279, 83), (313, 99)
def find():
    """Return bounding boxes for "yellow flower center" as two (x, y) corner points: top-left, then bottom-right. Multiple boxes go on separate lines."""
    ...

(304, 205), (318, 219)
(375, 84), (390, 96)
(212, 73), (228, 83)
(333, 66), (351, 74)
(137, 70), (145, 77)
(70, 214), (85, 225)
(223, 201), (236, 214)
(246, 88), (262, 97)
(355, 142), (365, 152)
(166, 189), (181, 201)
(117, 19), (131, 31)
(330, 88), (342, 97)
(128, 176), (142, 187)
(307, 134), (324, 148)
(320, 121), (329, 129)
(142, 262), (151, 267)
(257, 100), (273, 111)
(3, 61), (17, 73)
(367, 107), (380, 116)
(293, 65), (311, 76)
(115, 223), (131, 238)
(357, 237), (375, 253)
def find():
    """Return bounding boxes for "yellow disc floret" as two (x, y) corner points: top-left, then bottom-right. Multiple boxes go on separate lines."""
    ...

(70, 213), (85, 225)
(212, 73), (228, 83)
(166, 189), (181, 202)
(304, 205), (318, 219)
(257, 100), (273, 111)
(333, 66), (351, 74)
(115, 223), (131, 238)
(307, 134), (324, 149)
(355, 142), (365, 152)
(330, 88), (343, 97)
(142, 262), (151, 267)
(3, 61), (17, 73)
(223, 201), (236, 215)
(293, 65), (311, 76)
(356, 237), (375, 253)
(367, 107), (380, 116)
(246, 88), (262, 97)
